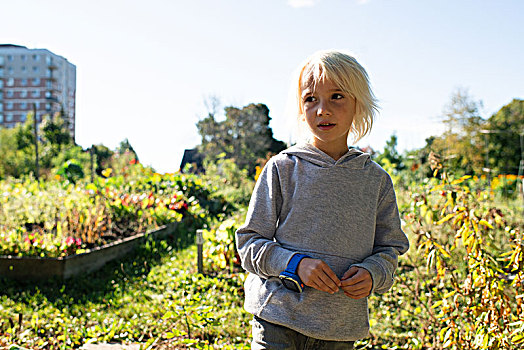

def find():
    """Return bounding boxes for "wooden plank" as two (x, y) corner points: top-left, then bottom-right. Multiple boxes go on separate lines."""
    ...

(0, 223), (178, 280)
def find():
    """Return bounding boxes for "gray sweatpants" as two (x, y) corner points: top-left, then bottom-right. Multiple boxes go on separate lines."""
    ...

(251, 316), (355, 350)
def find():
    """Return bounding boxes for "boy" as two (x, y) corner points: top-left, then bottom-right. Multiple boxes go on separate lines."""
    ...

(236, 50), (409, 349)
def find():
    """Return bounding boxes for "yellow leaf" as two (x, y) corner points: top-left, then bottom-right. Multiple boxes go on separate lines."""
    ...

(437, 213), (455, 225)
(443, 327), (453, 346)
(432, 300), (443, 308)
(420, 204), (427, 217)
(425, 210), (433, 225)
(512, 333), (524, 343)
(429, 184), (445, 192)
(462, 227), (470, 245)
(434, 242), (451, 258)
(451, 175), (471, 185)
(443, 290), (456, 299)
(479, 220), (494, 229)
(472, 220), (479, 234)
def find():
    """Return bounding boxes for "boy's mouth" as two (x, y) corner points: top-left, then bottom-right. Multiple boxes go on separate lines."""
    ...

(318, 123), (336, 130)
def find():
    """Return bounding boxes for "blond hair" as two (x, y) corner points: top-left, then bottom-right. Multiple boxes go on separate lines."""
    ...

(294, 50), (379, 143)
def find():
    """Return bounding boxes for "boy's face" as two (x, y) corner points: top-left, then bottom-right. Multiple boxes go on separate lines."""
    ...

(301, 77), (356, 158)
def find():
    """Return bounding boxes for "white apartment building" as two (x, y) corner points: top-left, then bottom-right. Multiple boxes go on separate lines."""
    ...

(0, 44), (76, 139)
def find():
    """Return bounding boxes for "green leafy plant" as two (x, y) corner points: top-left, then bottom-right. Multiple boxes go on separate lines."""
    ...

(0, 162), (226, 257)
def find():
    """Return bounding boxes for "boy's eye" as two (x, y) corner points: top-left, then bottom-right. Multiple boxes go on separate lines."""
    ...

(304, 96), (316, 103)
(332, 93), (344, 100)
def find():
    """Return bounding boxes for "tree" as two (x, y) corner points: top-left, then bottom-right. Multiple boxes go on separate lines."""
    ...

(197, 103), (286, 174)
(39, 112), (74, 170)
(117, 138), (138, 161)
(485, 99), (524, 174)
(91, 144), (114, 175)
(0, 125), (34, 179)
(375, 134), (404, 172)
(41, 112), (73, 150)
(429, 89), (485, 175)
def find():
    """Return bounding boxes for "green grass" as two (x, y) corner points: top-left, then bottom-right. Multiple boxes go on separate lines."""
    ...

(0, 236), (251, 349)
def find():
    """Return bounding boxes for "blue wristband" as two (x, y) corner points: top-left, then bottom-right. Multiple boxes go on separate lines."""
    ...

(284, 253), (310, 274)
(279, 253), (311, 293)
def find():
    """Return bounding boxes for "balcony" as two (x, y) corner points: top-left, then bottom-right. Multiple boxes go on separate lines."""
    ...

(46, 56), (58, 69)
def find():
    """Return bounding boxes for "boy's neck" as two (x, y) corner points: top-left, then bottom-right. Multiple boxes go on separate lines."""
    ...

(310, 141), (349, 161)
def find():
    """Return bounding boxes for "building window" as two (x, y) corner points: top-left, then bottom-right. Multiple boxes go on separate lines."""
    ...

(6, 113), (13, 122)
(46, 80), (52, 89)
(0, 79), (3, 88)
(21, 79), (28, 86)
(21, 66), (26, 73)
(21, 55), (27, 61)
(21, 102), (27, 109)
(32, 54), (40, 61)
(7, 90), (14, 98)
(21, 90), (28, 98)
(6, 102), (13, 110)
(0, 114), (3, 123)
(8, 67), (13, 74)
(32, 90), (40, 98)
(20, 114), (26, 122)
(0, 68), (3, 77)
(7, 78), (14, 86)
(0, 92), (2, 99)
(7, 55), (13, 62)
(0, 103), (2, 112)
(32, 66), (39, 73)
(45, 91), (51, 98)
(32, 78), (41, 85)
(35, 102), (40, 109)
(45, 103), (51, 111)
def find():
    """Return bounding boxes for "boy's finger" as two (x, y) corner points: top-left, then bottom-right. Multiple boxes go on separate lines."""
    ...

(309, 280), (323, 292)
(342, 282), (371, 293)
(321, 264), (341, 286)
(341, 266), (359, 280)
(341, 269), (370, 285)
(341, 277), (372, 289)
(317, 272), (339, 293)
(344, 290), (369, 299)
(311, 279), (333, 294)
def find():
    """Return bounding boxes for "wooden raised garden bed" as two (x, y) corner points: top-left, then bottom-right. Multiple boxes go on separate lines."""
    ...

(0, 223), (178, 280)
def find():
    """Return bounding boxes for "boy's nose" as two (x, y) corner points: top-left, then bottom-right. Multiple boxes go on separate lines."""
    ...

(317, 101), (331, 116)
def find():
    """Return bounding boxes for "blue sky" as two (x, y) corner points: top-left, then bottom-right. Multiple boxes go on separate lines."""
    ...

(1, 0), (523, 173)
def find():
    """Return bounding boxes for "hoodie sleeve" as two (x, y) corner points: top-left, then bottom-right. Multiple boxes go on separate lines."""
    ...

(235, 158), (296, 279)
(352, 179), (409, 294)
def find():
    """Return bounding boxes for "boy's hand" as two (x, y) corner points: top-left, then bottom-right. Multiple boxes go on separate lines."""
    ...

(340, 266), (372, 299)
(297, 258), (341, 294)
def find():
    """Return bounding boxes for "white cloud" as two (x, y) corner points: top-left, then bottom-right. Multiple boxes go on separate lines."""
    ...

(287, 0), (318, 8)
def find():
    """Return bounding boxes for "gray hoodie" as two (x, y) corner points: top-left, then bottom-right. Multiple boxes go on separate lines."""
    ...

(236, 143), (409, 341)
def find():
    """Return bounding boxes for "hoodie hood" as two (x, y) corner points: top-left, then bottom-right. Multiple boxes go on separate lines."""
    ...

(282, 143), (371, 169)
